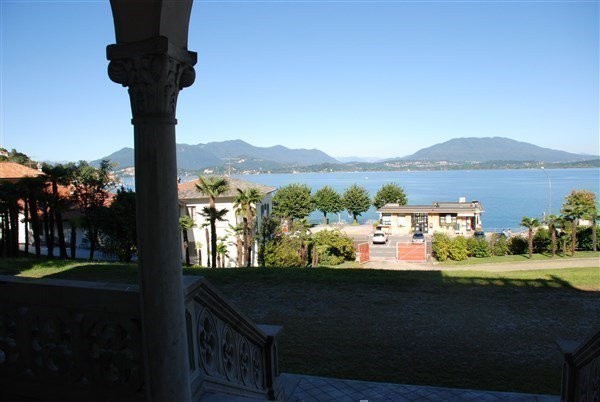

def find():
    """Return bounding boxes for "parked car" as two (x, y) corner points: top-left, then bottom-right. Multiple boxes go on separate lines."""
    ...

(474, 231), (486, 239)
(412, 232), (425, 243)
(372, 231), (388, 245)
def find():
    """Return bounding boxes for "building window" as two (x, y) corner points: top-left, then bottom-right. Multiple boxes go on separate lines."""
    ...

(412, 213), (428, 233)
(440, 214), (457, 225)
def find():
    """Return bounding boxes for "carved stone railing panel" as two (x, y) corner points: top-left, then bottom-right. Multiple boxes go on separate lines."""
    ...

(183, 276), (282, 401)
(0, 275), (282, 401)
(0, 276), (144, 401)
(559, 330), (600, 402)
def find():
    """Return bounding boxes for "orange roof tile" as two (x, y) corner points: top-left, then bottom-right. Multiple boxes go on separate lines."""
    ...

(0, 162), (44, 180)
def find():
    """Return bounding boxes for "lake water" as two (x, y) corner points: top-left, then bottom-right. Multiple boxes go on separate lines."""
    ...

(121, 168), (599, 231)
(231, 168), (599, 231)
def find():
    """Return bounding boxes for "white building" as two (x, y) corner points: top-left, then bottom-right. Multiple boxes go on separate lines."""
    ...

(378, 197), (485, 236)
(178, 177), (276, 267)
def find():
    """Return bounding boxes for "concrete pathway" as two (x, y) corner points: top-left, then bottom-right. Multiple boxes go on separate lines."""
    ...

(439, 257), (599, 272)
(280, 373), (559, 402)
(359, 257), (599, 272)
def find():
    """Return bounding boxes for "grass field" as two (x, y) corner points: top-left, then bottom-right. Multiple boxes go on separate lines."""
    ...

(1, 258), (598, 395)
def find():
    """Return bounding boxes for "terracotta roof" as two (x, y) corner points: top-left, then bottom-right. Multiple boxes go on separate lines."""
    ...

(379, 201), (485, 214)
(0, 162), (44, 180)
(178, 176), (276, 200)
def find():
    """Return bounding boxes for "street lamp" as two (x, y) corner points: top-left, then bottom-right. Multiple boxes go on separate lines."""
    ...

(541, 166), (552, 216)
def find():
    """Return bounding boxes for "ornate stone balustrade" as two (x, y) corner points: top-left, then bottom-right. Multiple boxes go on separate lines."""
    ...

(0, 275), (282, 401)
(559, 330), (600, 402)
(184, 276), (282, 400)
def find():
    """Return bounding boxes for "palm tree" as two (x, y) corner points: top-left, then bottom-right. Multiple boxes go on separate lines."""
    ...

(179, 214), (196, 266)
(233, 187), (264, 267)
(217, 237), (229, 268)
(195, 176), (229, 268)
(195, 241), (202, 265)
(520, 216), (540, 258)
(227, 223), (245, 267)
(545, 214), (560, 258)
(561, 190), (597, 256)
(204, 226), (210, 267)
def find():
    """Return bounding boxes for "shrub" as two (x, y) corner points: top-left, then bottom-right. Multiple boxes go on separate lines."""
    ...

(508, 236), (528, 255)
(312, 230), (355, 266)
(263, 237), (304, 267)
(489, 234), (509, 256)
(577, 227), (594, 251)
(432, 232), (451, 261)
(448, 236), (468, 261)
(533, 228), (551, 254)
(466, 237), (479, 257)
(471, 238), (491, 258)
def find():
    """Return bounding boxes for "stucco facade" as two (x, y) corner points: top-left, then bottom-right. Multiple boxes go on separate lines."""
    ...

(178, 177), (276, 267)
(378, 197), (485, 236)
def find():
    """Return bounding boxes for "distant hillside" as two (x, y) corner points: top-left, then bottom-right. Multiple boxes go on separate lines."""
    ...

(93, 140), (338, 169)
(395, 137), (594, 163)
(200, 139), (338, 166)
(93, 145), (222, 170)
(94, 147), (134, 168)
(335, 156), (383, 163)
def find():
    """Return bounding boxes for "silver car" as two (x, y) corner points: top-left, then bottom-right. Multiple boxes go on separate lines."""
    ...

(372, 231), (388, 244)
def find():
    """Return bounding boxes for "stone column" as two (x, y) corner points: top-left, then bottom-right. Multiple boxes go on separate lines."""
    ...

(107, 37), (196, 402)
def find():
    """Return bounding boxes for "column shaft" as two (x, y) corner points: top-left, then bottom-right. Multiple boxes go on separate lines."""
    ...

(135, 121), (191, 401)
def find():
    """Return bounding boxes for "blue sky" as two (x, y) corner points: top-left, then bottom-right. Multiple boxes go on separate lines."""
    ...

(1, 0), (598, 162)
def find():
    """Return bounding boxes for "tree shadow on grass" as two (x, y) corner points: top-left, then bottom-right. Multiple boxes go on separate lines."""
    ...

(441, 273), (581, 291)
(0, 259), (595, 294)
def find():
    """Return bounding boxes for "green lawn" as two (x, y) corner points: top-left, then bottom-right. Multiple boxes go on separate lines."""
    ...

(437, 250), (600, 266)
(1, 258), (599, 395)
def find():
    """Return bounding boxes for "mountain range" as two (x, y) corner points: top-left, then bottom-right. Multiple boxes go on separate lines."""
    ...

(95, 140), (337, 170)
(94, 137), (597, 172)
(391, 137), (595, 163)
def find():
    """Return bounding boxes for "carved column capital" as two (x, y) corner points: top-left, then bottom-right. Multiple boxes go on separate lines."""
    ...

(107, 37), (197, 124)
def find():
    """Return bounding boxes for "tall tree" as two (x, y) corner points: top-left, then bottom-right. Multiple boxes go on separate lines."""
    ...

(20, 177), (46, 257)
(233, 187), (264, 267)
(99, 187), (137, 262)
(373, 183), (407, 209)
(544, 214), (560, 258)
(520, 216), (540, 258)
(195, 176), (230, 268)
(0, 182), (21, 257)
(584, 206), (598, 252)
(71, 160), (113, 260)
(179, 214), (196, 266)
(42, 163), (75, 258)
(272, 184), (313, 223)
(343, 184), (371, 224)
(312, 186), (343, 224)
(257, 215), (280, 267)
(561, 190), (597, 256)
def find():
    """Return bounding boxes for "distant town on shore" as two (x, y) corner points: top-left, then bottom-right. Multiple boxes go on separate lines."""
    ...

(92, 136), (600, 177)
